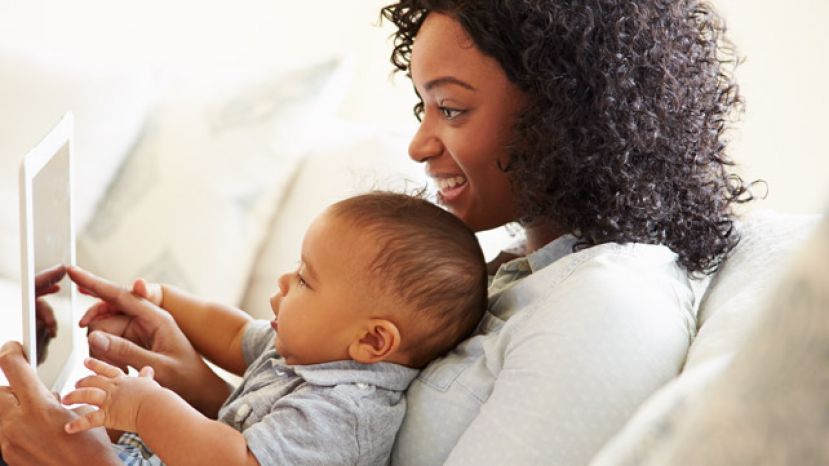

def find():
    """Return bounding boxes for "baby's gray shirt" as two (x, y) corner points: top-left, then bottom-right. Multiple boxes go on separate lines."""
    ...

(217, 320), (419, 466)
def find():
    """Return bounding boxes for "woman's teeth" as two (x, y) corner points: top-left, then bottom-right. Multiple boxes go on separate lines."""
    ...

(436, 176), (467, 192)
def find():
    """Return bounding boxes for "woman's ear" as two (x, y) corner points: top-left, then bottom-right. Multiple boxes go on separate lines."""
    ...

(348, 319), (401, 364)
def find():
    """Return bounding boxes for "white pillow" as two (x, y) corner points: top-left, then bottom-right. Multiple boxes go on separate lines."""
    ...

(239, 121), (426, 319)
(77, 61), (348, 306)
(588, 356), (731, 466)
(684, 210), (821, 371)
(591, 209), (823, 465)
(0, 54), (154, 280)
(596, 210), (829, 465)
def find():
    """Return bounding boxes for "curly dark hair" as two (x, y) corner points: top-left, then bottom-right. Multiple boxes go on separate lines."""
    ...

(381, 0), (757, 274)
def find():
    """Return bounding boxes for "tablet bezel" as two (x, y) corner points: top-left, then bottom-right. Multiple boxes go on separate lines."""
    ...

(18, 112), (77, 392)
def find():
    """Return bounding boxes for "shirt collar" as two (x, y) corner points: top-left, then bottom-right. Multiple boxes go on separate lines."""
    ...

(270, 358), (419, 391)
(493, 233), (578, 279)
(526, 233), (578, 273)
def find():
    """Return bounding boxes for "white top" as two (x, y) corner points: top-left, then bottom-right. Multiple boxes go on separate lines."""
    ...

(391, 235), (698, 465)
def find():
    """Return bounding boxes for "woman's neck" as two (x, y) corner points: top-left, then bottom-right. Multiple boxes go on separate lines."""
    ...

(523, 221), (563, 253)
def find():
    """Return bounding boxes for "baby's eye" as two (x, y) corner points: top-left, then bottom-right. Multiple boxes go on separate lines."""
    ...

(296, 274), (308, 289)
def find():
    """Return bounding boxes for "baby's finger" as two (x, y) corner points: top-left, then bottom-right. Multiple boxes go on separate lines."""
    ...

(62, 387), (107, 407)
(139, 366), (155, 379)
(132, 279), (148, 298)
(64, 409), (106, 434)
(75, 374), (111, 391)
(84, 357), (124, 378)
(79, 302), (116, 327)
(132, 279), (162, 305)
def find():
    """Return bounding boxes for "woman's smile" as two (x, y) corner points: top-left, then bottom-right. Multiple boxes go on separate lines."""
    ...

(432, 174), (469, 204)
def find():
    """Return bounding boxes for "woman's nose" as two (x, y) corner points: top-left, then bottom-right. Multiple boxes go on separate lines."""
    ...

(408, 119), (443, 163)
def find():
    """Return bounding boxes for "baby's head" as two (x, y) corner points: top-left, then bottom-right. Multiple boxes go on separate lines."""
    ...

(269, 192), (487, 368)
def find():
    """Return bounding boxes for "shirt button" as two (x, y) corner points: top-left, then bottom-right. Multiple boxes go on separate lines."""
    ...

(235, 404), (252, 423)
(355, 382), (370, 389)
(275, 370), (286, 376)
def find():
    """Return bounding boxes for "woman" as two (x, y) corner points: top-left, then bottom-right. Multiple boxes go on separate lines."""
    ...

(0, 0), (752, 464)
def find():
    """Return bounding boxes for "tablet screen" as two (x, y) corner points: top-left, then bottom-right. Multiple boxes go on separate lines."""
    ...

(30, 142), (73, 389)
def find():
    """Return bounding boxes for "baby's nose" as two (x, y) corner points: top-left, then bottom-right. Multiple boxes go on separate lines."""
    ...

(277, 272), (291, 295)
(270, 292), (283, 316)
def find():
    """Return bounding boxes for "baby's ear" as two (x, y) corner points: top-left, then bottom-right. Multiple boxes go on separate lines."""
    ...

(348, 319), (401, 364)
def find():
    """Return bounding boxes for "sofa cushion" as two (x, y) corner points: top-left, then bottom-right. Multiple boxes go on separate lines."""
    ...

(589, 209), (822, 465)
(76, 61), (348, 306)
(684, 209), (821, 371)
(0, 54), (154, 280)
(593, 208), (829, 465)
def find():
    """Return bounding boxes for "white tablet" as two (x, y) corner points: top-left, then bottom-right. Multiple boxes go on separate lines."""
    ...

(19, 112), (77, 392)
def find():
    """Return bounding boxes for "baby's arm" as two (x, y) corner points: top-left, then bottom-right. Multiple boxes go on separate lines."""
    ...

(133, 279), (252, 376)
(63, 358), (259, 466)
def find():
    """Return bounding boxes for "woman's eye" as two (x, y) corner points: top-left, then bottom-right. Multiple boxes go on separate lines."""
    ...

(439, 106), (464, 120)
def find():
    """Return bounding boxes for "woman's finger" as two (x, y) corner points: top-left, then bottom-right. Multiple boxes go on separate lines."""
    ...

(0, 341), (54, 406)
(68, 267), (163, 320)
(77, 286), (99, 298)
(0, 386), (20, 411)
(61, 387), (107, 407)
(64, 409), (106, 434)
(67, 267), (127, 302)
(87, 332), (163, 374)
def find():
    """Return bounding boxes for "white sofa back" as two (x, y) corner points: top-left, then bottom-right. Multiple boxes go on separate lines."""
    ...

(591, 210), (822, 464)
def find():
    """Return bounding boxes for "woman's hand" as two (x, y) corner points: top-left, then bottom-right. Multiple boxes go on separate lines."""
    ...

(67, 266), (231, 417)
(0, 342), (120, 466)
(74, 278), (163, 373)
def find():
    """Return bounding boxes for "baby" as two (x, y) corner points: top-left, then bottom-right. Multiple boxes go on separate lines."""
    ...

(62, 192), (487, 466)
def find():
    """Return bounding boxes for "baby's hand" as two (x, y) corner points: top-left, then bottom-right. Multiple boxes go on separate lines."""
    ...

(62, 358), (160, 434)
(132, 278), (164, 307)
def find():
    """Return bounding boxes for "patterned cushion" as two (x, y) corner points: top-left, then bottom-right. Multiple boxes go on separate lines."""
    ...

(77, 61), (346, 305)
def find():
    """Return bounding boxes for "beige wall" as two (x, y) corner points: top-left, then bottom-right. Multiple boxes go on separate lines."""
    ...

(715, 0), (829, 214)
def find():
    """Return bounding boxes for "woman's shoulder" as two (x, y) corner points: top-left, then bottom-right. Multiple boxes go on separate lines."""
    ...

(496, 239), (691, 301)
(492, 240), (698, 339)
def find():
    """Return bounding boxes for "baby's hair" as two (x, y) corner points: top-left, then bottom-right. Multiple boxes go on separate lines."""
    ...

(329, 191), (487, 368)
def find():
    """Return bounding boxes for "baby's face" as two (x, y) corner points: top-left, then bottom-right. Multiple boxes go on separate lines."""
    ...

(268, 211), (377, 365)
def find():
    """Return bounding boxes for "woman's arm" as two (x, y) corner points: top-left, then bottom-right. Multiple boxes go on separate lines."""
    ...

(0, 342), (121, 466)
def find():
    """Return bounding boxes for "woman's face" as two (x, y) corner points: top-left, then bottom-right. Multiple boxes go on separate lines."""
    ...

(409, 12), (526, 232)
